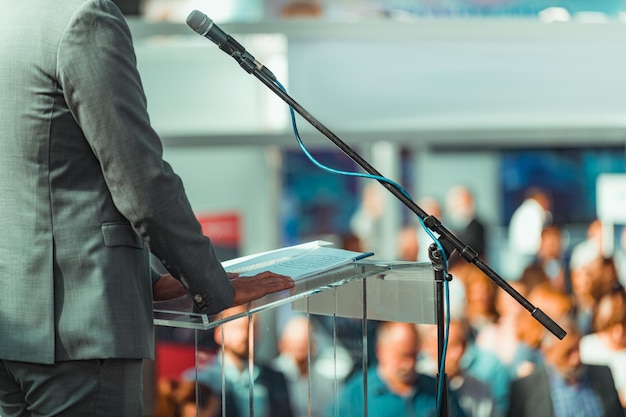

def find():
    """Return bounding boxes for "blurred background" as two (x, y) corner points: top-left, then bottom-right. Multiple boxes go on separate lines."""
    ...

(116, 0), (626, 273)
(111, 1), (626, 415)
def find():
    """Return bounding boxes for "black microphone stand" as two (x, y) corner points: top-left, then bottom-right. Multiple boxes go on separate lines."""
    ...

(249, 65), (567, 417)
(246, 63), (565, 335)
(217, 43), (567, 417)
(184, 8), (564, 338)
(429, 243), (449, 417)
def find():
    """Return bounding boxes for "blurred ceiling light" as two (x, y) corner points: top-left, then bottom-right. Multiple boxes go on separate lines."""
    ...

(142, 0), (261, 23)
(538, 7), (571, 23)
(574, 11), (610, 24)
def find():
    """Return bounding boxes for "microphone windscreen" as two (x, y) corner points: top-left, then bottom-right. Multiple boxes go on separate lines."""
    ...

(186, 10), (211, 35)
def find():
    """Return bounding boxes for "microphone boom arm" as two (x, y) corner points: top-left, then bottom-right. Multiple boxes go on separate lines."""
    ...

(185, 10), (566, 340)
(252, 66), (566, 341)
(252, 67), (566, 341)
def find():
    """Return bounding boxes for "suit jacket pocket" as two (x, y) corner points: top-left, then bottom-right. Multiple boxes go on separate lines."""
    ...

(101, 222), (144, 249)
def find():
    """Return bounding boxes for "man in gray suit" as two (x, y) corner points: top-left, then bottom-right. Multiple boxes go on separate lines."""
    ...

(0, 0), (294, 415)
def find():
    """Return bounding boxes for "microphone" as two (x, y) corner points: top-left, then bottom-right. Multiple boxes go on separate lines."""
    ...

(186, 10), (276, 81)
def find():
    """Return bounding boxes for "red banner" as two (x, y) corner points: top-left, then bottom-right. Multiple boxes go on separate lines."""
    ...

(196, 212), (241, 247)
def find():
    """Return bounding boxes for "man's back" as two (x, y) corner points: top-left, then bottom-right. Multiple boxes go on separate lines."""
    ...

(0, 0), (234, 365)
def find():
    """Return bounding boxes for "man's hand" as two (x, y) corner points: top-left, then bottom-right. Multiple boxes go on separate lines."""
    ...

(152, 273), (188, 301)
(230, 271), (295, 307)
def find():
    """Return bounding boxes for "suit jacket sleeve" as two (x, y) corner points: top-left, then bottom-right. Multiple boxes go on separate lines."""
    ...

(57, 0), (234, 314)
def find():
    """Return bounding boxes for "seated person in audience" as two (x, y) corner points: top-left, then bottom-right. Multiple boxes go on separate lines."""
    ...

(419, 320), (499, 417)
(313, 315), (379, 378)
(580, 285), (626, 408)
(178, 382), (220, 417)
(449, 267), (510, 414)
(459, 332), (510, 416)
(154, 378), (220, 417)
(445, 184), (487, 259)
(476, 281), (531, 380)
(517, 264), (550, 296)
(462, 269), (499, 335)
(588, 256), (622, 300)
(507, 317), (622, 417)
(508, 188), (552, 272)
(416, 196), (443, 262)
(569, 219), (603, 273)
(571, 256), (622, 335)
(513, 283), (573, 378)
(333, 321), (466, 417)
(570, 259), (599, 335)
(183, 305), (293, 417)
(272, 315), (340, 417)
(154, 377), (182, 417)
(397, 224), (419, 262)
(614, 226), (626, 285)
(530, 225), (568, 293)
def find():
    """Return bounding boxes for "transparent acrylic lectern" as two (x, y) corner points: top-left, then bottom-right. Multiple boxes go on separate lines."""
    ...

(153, 260), (437, 417)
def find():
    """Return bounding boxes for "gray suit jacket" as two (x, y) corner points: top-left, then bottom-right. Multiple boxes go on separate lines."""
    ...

(0, 0), (234, 364)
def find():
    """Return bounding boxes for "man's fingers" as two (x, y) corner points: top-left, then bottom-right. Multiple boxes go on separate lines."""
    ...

(249, 271), (295, 287)
(253, 270), (292, 280)
(229, 271), (295, 307)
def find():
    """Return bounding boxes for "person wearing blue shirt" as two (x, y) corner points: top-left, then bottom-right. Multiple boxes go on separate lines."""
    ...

(184, 306), (293, 417)
(333, 321), (466, 417)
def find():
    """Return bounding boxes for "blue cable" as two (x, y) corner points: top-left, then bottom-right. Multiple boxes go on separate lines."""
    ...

(274, 78), (451, 416)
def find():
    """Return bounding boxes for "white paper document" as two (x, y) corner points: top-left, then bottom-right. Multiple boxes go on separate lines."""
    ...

(222, 241), (374, 281)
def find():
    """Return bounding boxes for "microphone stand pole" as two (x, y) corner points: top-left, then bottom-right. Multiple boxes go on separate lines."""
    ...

(429, 243), (449, 417)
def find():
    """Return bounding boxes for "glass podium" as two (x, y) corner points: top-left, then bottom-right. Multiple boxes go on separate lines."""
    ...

(153, 260), (437, 417)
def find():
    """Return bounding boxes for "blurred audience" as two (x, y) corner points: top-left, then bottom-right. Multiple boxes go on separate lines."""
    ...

(445, 185), (487, 259)
(614, 226), (626, 285)
(183, 305), (293, 417)
(507, 317), (622, 417)
(461, 268), (499, 335)
(517, 263), (550, 296)
(281, 0), (323, 17)
(571, 256), (622, 335)
(459, 337), (511, 416)
(514, 283), (573, 378)
(333, 321), (466, 417)
(397, 224), (419, 262)
(340, 232), (365, 253)
(416, 196), (444, 262)
(507, 188), (552, 278)
(349, 183), (385, 255)
(587, 256), (622, 301)
(152, 183), (626, 417)
(476, 281), (532, 379)
(419, 320), (499, 417)
(579, 285), (626, 408)
(532, 224), (569, 293)
(271, 315), (339, 417)
(569, 219), (603, 273)
(570, 259), (599, 335)
(154, 378), (220, 417)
